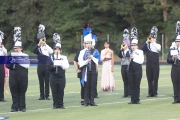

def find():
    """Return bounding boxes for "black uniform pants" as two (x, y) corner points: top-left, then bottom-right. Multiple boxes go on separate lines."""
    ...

(94, 72), (98, 98)
(9, 68), (28, 110)
(0, 64), (5, 99)
(37, 64), (50, 98)
(84, 73), (96, 104)
(50, 74), (66, 107)
(128, 67), (142, 103)
(146, 62), (159, 95)
(121, 65), (130, 96)
(171, 65), (180, 102)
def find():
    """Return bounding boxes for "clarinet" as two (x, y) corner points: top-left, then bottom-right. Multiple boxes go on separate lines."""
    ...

(126, 49), (133, 71)
(87, 47), (92, 71)
(174, 47), (179, 65)
(55, 53), (58, 74)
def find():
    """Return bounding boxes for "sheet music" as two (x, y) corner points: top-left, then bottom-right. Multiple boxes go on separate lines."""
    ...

(54, 59), (62, 66)
(170, 49), (178, 56)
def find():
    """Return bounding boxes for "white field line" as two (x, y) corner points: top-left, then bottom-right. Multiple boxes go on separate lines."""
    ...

(24, 85), (172, 96)
(0, 96), (172, 115)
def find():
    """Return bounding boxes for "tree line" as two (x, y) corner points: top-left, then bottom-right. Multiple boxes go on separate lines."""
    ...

(0, 0), (179, 54)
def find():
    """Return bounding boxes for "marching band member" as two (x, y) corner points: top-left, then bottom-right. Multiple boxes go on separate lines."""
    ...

(128, 28), (144, 104)
(47, 33), (69, 109)
(78, 31), (99, 106)
(167, 21), (180, 104)
(118, 29), (131, 97)
(33, 24), (53, 100)
(0, 31), (7, 102)
(142, 26), (161, 97)
(6, 27), (30, 112)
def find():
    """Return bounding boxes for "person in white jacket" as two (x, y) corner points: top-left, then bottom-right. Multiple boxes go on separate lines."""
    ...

(128, 39), (144, 104)
(141, 26), (161, 97)
(6, 27), (30, 112)
(46, 33), (69, 109)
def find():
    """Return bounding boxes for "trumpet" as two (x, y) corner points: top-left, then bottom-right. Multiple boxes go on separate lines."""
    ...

(121, 43), (126, 50)
(41, 37), (46, 42)
(147, 36), (152, 43)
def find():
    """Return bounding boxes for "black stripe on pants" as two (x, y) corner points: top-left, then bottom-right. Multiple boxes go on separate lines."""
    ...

(171, 65), (180, 102)
(9, 69), (28, 110)
(37, 64), (50, 98)
(50, 75), (66, 107)
(146, 62), (159, 95)
(84, 73), (96, 104)
(0, 64), (5, 99)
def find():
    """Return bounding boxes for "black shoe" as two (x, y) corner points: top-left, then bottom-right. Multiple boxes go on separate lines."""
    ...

(21, 109), (26, 112)
(45, 97), (50, 100)
(81, 101), (84, 105)
(128, 102), (135, 104)
(90, 103), (97, 106)
(11, 109), (18, 112)
(172, 101), (179, 104)
(0, 98), (7, 102)
(84, 103), (89, 106)
(122, 95), (128, 98)
(59, 106), (65, 109)
(147, 95), (154, 97)
(94, 96), (99, 98)
(39, 97), (45, 100)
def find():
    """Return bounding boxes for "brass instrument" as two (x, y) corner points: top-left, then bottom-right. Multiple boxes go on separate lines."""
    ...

(147, 36), (152, 43)
(41, 37), (46, 42)
(121, 43), (126, 50)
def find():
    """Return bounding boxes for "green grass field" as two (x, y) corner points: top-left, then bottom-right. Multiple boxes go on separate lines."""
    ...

(0, 65), (180, 120)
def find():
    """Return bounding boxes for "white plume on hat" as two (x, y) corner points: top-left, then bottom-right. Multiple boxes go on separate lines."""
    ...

(38, 24), (45, 33)
(53, 33), (61, 48)
(0, 31), (4, 43)
(150, 26), (158, 38)
(14, 27), (22, 48)
(131, 27), (138, 40)
(13, 27), (21, 42)
(123, 29), (129, 40)
(176, 21), (180, 36)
